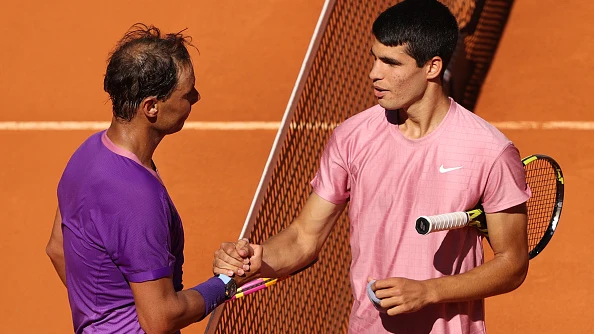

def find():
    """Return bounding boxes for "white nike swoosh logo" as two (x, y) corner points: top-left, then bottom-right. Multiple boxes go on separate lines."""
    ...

(439, 165), (463, 173)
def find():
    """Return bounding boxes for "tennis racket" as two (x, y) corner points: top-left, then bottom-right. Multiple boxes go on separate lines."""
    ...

(415, 154), (564, 259)
(226, 260), (316, 302)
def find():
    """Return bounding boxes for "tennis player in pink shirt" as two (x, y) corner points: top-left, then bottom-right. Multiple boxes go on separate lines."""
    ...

(214, 1), (530, 333)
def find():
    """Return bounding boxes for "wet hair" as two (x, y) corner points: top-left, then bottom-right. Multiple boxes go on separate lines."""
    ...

(372, 0), (459, 71)
(103, 23), (196, 121)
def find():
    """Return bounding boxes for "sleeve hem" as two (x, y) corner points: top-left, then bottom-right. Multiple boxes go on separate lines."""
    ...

(483, 192), (531, 214)
(126, 264), (174, 283)
(311, 183), (349, 205)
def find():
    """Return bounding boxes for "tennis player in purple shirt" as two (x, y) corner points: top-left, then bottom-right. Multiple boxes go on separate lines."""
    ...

(46, 24), (246, 333)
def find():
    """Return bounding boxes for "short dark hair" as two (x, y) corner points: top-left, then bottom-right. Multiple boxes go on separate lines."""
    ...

(104, 23), (195, 121)
(372, 0), (459, 70)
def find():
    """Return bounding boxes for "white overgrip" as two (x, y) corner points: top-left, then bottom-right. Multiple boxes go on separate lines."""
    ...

(419, 211), (470, 234)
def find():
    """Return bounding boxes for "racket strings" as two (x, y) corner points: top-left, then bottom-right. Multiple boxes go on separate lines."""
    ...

(525, 160), (558, 250)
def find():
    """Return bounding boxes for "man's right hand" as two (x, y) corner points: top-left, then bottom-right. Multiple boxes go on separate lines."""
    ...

(213, 238), (263, 286)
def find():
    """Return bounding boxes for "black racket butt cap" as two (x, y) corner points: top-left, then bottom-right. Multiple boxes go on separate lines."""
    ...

(415, 217), (430, 235)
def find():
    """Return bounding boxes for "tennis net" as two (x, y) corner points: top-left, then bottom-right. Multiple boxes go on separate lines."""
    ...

(206, 1), (514, 332)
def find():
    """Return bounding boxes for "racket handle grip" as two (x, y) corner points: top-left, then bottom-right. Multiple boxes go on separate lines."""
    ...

(416, 211), (469, 235)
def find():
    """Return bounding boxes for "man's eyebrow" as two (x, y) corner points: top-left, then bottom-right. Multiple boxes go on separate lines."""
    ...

(370, 48), (402, 65)
(379, 56), (401, 65)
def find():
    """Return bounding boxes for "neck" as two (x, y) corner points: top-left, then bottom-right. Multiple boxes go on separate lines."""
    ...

(106, 117), (163, 170)
(396, 89), (451, 140)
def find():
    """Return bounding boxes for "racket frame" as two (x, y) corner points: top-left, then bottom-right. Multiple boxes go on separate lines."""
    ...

(523, 154), (564, 258)
(414, 154), (564, 260)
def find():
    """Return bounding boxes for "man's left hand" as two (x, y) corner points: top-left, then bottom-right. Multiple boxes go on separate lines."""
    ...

(369, 277), (434, 316)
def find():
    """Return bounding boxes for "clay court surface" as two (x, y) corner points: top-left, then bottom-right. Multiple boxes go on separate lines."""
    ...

(1, 0), (592, 333)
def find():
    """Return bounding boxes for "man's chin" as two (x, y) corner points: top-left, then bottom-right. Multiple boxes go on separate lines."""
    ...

(167, 122), (186, 135)
(377, 99), (400, 110)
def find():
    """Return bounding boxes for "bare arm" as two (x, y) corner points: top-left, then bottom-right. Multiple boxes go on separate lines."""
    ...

(130, 278), (205, 334)
(213, 192), (347, 279)
(131, 273), (254, 334)
(46, 207), (67, 286)
(427, 203), (529, 300)
(260, 192), (347, 277)
(373, 203), (529, 315)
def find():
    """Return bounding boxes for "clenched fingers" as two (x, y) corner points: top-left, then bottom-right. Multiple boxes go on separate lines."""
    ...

(235, 238), (254, 259)
(213, 241), (252, 277)
(371, 277), (429, 315)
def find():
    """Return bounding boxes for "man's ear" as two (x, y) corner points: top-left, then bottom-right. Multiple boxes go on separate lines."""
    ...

(426, 56), (443, 80)
(140, 97), (159, 118)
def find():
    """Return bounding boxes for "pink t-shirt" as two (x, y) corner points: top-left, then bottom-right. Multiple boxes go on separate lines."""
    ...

(311, 100), (530, 334)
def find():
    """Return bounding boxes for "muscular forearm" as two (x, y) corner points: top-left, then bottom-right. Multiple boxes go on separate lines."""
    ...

(425, 252), (528, 304)
(258, 195), (346, 278)
(140, 290), (205, 333)
(134, 277), (225, 333)
(426, 207), (530, 304)
(260, 221), (320, 277)
(214, 193), (345, 280)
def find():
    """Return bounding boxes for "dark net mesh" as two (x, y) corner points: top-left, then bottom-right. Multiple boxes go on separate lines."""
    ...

(444, 0), (515, 111)
(207, 1), (513, 333)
